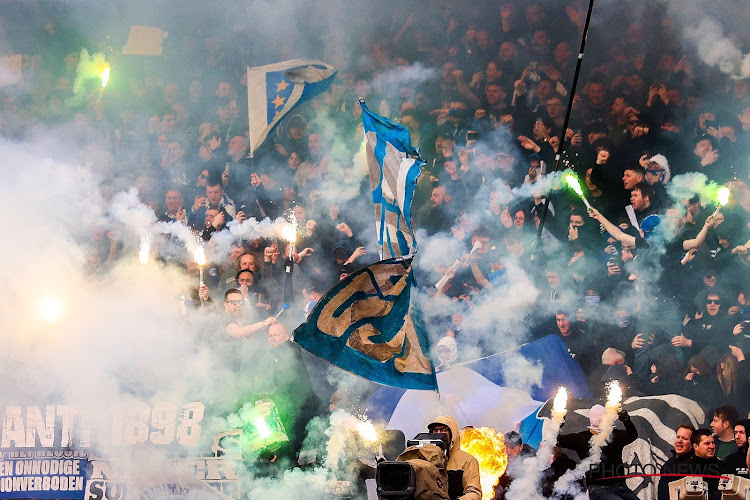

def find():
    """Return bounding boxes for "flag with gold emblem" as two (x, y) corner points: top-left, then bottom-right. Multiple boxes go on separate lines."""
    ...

(246, 59), (336, 155)
(293, 258), (437, 390)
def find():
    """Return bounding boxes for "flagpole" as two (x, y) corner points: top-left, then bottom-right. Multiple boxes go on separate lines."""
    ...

(449, 341), (532, 368)
(535, 0), (597, 244)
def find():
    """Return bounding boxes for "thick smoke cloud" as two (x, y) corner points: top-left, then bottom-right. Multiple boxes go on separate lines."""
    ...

(2, 0), (750, 498)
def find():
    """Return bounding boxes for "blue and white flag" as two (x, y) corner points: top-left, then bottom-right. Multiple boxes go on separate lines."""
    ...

(360, 100), (424, 259)
(246, 59), (336, 155)
(293, 258), (437, 391)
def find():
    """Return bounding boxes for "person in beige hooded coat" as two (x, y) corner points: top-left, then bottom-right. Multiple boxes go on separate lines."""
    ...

(428, 415), (482, 500)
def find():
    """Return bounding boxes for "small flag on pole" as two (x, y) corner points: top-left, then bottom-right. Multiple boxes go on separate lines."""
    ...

(247, 59), (336, 156)
(360, 100), (424, 259)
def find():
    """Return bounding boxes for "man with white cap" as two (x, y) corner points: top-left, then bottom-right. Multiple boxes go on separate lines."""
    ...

(557, 405), (639, 499)
(643, 154), (670, 210)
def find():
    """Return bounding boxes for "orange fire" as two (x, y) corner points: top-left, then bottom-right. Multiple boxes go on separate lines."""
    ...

(460, 427), (508, 500)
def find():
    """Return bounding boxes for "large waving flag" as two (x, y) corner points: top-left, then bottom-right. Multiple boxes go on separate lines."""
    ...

(360, 100), (424, 259)
(246, 59), (336, 155)
(293, 258), (436, 390)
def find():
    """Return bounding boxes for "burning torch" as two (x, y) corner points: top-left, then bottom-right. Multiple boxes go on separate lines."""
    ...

(605, 380), (622, 412)
(139, 233), (151, 264)
(566, 174), (592, 210)
(98, 64), (110, 105)
(194, 244), (207, 302)
(356, 420), (384, 461)
(282, 215), (298, 304)
(101, 65), (110, 88)
(551, 386), (568, 422)
(712, 186), (731, 217)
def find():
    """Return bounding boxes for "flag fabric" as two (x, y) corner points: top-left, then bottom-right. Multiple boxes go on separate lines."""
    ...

(246, 59), (336, 155)
(535, 395), (707, 500)
(360, 100), (424, 259)
(365, 335), (591, 441)
(380, 367), (543, 443)
(293, 258), (436, 391)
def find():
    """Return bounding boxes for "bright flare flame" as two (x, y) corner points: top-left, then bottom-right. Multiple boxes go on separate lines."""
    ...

(356, 420), (377, 443)
(193, 246), (206, 267)
(566, 174), (584, 196)
(282, 215), (298, 243)
(552, 386), (568, 420)
(139, 234), (151, 264)
(100, 65), (110, 88)
(718, 186), (730, 206)
(254, 418), (271, 439)
(460, 427), (508, 500)
(606, 380), (622, 409)
(39, 296), (64, 323)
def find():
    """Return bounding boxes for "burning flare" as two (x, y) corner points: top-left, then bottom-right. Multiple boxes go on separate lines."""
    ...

(39, 296), (64, 323)
(551, 386), (568, 420)
(193, 246), (206, 267)
(254, 418), (271, 439)
(566, 174), (584, 196)
(717, 186), (730, 206)
(100, 65), (110, 88)
(139, 234), (151, 264)
(605, 380), (622, 410)
(355, 420), (377, 443)
(282, 217), (297, 243)
(565, 174), (592, 209)
(282, 213), (298, 259)
(460, 427), (508, 500)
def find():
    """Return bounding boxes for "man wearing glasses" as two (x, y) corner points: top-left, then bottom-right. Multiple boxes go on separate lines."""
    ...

(672, 291), (733, 357)
(223, 288), (276, 338)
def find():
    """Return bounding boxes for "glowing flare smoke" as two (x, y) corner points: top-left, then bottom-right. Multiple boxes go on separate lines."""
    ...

(718, 186), (730, 206)
(101, 65), (110, 88)
(605, 380), (622, 410)
(355, 420), (377, 443)
(460, 427), (508, 500)
(551, 386), (568, 420)
(138, 234), (151, 264)
(254, 418), (271, 439)
(39, 296), (64, 323)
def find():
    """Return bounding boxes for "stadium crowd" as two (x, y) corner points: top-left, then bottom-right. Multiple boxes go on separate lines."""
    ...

(3, 0), (750, 494)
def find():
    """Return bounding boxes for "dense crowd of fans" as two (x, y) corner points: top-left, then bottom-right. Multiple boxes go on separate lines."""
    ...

(4, 0), (750, 479)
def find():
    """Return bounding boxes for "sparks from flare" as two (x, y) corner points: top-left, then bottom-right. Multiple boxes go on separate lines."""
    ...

(355, 420), (377, 443)
(605, 380), (622, 410)
(461, 427), (508, 500)
(355, 418), (384, 459)
(282, 212), (298, 259)
(565, 174), (592, 210)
